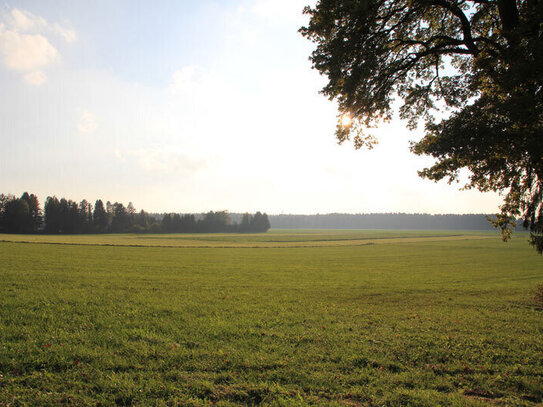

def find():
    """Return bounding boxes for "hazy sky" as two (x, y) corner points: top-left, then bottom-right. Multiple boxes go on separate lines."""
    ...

(0, 0), (502, 214)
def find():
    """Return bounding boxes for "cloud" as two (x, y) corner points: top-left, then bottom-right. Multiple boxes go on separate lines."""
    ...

(0, 29), (58, 71)
(0, 8), (76, 85)
(169, 65), (198, 93)
(7, 8), (76, 42)
(23, 70), (46, 85)
(118, 146), (211, 175)
(78, 110), (98, 134)
(52, 23), (76, 43)
(10, 8), (39, 32)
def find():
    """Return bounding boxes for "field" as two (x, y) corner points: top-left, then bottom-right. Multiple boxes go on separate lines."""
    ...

(0, 230), (542, 406)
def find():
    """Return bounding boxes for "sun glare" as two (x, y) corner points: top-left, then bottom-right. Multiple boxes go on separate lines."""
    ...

(341, 113), (352, 127)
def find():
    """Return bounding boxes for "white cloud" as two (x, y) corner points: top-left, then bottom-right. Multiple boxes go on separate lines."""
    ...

(0, 8), (75, 85)
(121, 146), (211, 175)
(23, 70), (46, 85)
(78, 110), (98, 134)
(169, 65), (198, 93)
(7, 8), (76, 42)
(0, 30), (58, 71)
(10, 8), (40, 32)
(52, 23), (76, 43)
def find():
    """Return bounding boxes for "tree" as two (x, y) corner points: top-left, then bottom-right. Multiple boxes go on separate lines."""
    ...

(263, 213), (271, 232)
(172, 214), (182, 232)
(301, 0), (543, 252)
(58, 198), (80, 234)
(20, 192), (42, 232)
(0, 194), (10, 232)
(1, 198), (30, 233)
(251, 212), (271, 233)
(44, 196), (61, 233)
(93, 200), (108, 232)
(162, 213), (173, 232)
(79, 200), (92, 233)
(240, 213), (253, 233)
(201, 211), (231, 232)
(127, 202), (136, 215)
(111, 202), (130, 232)
(136, 209), (150, 230)
(180, 214), (196, 232)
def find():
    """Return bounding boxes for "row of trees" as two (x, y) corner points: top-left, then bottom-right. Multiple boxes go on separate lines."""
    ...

(43, 197), (139, 234)
(0, 192), (271, 234)
(161, 211), (271, 233)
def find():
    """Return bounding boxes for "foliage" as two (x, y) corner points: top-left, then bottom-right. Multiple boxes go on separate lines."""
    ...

(301, 0), (543, 252)
(92, 199), (108, 232)
(0, 232), (541, 405)
(110, 202), (130, 233)
(0, 193), (41, 233)
(161, 211), (271, 233)
(20, 192), (41, 231)
(1, 192), (270, 235)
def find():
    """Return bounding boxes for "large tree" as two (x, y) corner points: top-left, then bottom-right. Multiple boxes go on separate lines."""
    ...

(301, 0), (543, 252)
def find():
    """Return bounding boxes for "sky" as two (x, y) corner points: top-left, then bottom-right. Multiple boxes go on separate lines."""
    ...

(0, 0), (502, 214)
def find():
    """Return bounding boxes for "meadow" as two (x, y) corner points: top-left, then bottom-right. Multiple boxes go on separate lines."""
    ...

(0, 230), (542, 406)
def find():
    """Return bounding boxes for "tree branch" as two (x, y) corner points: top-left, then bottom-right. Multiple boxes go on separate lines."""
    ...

(496, 0), (519, 43)
(425, 0), (480, 55)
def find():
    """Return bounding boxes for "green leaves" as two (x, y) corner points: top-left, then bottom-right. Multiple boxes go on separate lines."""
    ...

(302, 0), (543, 253)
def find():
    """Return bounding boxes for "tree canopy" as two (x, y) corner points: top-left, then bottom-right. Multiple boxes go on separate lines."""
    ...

(1, 192), (271, 235)
(301, 0), (543, 252)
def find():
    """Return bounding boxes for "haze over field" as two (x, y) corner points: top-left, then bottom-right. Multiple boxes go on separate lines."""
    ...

(0, 0), (502, 214)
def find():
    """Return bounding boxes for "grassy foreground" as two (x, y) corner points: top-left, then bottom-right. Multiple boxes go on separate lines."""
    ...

(0, 230), (542, 406)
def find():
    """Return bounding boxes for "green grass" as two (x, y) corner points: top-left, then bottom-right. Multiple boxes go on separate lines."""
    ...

(0, 229), (496, 248)
(0, 231), (542, 406)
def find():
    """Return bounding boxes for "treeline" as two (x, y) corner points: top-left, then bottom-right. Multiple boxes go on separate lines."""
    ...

(0, 192), (270, 234)
(160, 211), (270, 233)
(269, 213), (524, 230)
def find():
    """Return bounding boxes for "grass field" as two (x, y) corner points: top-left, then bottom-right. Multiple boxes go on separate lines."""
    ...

(0, 229), (497, 248)
(0, 230), (542, 406)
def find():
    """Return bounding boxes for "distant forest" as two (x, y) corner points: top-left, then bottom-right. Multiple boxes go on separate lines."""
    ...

(0, 192), (270, 234)
(0, 192), (525, 235)
(268, 213), (522, 231)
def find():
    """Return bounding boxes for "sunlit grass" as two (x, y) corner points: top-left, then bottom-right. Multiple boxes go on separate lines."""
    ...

(0, 231), (541, 405)
(0, 229), (499, 248)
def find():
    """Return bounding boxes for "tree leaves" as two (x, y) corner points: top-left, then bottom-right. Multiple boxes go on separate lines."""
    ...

(301, 0), (543, 253)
